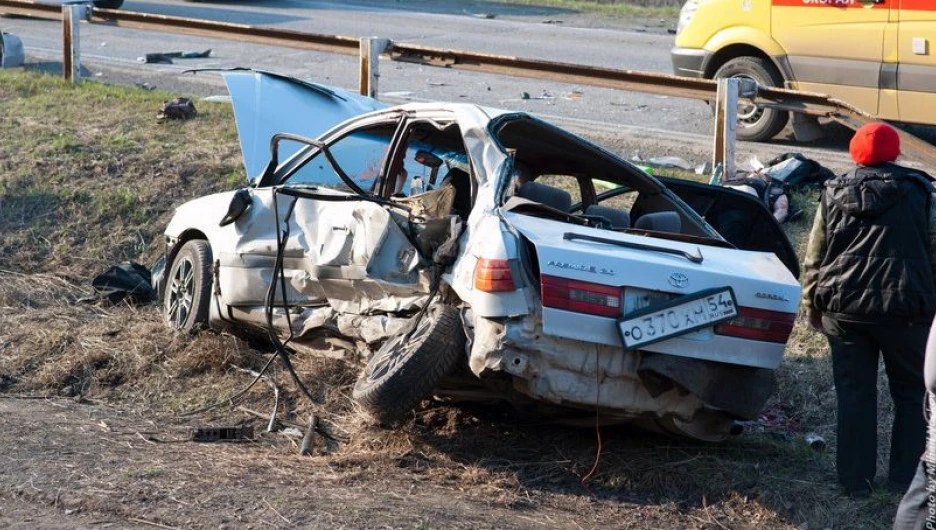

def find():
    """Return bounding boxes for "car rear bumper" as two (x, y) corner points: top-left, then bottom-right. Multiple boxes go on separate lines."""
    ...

(671, 47), (710, 78)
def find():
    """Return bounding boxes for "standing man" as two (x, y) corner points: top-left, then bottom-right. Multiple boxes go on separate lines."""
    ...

(802, 122), (936, 497)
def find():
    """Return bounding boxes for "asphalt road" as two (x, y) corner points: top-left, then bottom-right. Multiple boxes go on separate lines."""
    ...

(2, 1), (715, 132)
(3, 0), (912, 171)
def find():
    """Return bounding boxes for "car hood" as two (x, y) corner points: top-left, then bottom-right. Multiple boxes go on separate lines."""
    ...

(222, 70), (388, 180)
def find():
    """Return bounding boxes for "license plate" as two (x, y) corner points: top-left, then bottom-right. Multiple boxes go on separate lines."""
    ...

(618, 287), (738, 350)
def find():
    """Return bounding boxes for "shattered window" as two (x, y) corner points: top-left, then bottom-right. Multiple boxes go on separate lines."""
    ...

(389, 122), (469, 198)
(285, 123), (396, 192)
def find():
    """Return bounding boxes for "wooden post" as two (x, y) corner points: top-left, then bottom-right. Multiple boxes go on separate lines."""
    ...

(62, 2), (90, 83)
(359, 37), (390, 98)
(712, 77), (739, 184)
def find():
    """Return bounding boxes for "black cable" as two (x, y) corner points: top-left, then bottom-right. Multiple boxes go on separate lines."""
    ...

(267, 189), (319, 405)
(176, 346), (281, 417)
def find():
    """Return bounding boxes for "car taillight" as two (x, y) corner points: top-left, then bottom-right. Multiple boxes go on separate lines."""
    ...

(475, 258), (516, 292)
(714, 307), (796, 343)
(541, 275), (623, 317)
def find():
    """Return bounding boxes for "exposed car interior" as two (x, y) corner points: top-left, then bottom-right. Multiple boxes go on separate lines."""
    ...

(493, 114), (719, 243)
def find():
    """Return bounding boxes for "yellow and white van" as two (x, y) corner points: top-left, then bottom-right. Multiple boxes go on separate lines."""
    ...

(672, 0), (936, 141)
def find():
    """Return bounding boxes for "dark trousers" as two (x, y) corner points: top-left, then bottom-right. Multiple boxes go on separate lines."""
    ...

(823, 317), (927, 492)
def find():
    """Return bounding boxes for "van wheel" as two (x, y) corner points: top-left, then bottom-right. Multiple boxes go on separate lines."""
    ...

(164, 240), (213, 332)
(713, 56), (789, 142)
(352, 304), (465, 425)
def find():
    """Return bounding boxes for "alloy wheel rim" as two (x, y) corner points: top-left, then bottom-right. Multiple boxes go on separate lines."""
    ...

(167, 257), (195, 328)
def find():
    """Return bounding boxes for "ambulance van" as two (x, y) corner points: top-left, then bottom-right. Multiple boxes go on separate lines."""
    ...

(672, 0), (936, 141)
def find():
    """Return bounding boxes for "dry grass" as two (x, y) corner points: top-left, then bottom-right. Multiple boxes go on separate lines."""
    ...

(499, 0), (682, 18)
(0, 68), (905, 528)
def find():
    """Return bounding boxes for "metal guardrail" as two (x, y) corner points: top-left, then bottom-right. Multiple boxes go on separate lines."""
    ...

(1, 0), (935, 169)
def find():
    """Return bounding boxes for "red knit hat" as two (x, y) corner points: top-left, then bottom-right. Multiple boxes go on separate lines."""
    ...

(849, 122), (901, 166)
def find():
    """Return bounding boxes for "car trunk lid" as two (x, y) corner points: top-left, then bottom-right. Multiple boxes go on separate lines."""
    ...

(502, 210), (800, 367)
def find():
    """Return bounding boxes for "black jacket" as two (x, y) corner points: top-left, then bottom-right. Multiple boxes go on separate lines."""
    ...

(814, 163), (936, 324)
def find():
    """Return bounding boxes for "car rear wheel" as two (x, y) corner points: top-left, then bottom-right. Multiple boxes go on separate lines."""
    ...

(164, 239), (213, 331)
(713, 56), (789, 142)
(92, 0), (124, 8)
(353, 304), (465, 424)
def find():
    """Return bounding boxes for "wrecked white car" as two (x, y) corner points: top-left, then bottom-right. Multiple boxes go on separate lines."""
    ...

(162, 71), (801, 441)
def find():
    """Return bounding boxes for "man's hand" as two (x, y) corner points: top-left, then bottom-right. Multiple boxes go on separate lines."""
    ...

(808, 309), (824, 332)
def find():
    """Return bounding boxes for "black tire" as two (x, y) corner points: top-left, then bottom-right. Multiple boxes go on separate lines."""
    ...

(353, 304), (466, 424)
(164, 239), (213, 332)
(92, 0), (124, 8)
(713, 56), (789, 142)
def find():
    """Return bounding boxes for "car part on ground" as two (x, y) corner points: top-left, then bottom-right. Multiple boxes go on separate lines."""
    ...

(353, 304), (466, 424)
(164, 239), (212, 331)
(0, 32), (24, 68)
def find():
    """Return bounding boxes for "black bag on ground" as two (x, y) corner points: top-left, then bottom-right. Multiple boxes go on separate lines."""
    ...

(761, 152), (836, 189)
(91, 262), (157, 305)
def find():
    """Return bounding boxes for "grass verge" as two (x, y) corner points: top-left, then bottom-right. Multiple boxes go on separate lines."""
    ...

(499, 0), (681, 19)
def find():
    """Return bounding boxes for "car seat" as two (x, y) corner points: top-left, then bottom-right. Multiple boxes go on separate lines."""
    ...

(517, 181), (572, 212)
(634, 211), (681, 233)
(440, 167), (472, 218)
(585, 205), (630, 229)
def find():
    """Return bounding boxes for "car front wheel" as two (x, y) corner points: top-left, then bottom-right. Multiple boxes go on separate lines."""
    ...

(713, 56), (789, 142)
(164, 239), (213, 331)
(353, 304), (465, 424)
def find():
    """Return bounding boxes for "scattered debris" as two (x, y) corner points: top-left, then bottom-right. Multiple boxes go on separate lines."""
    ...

(521, 90), (554, 101)
(137, 49), (212, 64)
(667, 28), (677, 34)
(563, 90), (584, 100)
(157, 97), (197, 121)
(805, 432), (827, 451)
(427, 81), (447, 87)
(85, 262), (157, 305)
(0, 32), (25, 69)
(470, 12), (496, 19)
(191, 425), (254, 443)
(136, 82), (156, 91)
(299, 414), (317, 456)
(542, 19), (563, 24)
(648, 156), (693, 171)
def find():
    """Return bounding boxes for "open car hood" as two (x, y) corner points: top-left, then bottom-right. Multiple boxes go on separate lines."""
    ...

(222, 70), (388, 180)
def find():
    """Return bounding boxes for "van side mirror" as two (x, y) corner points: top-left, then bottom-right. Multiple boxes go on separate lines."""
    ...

(856, 0), (883, 5)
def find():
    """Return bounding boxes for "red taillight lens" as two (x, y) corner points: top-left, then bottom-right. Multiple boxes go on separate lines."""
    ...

(475, 258), (516, 292)
(541, 275), (623, 317)
(714, 306), (796, 343)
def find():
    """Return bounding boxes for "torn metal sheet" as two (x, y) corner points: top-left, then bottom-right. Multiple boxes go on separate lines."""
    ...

(1, 32), (25, 68)
(469, 313), (705, 422)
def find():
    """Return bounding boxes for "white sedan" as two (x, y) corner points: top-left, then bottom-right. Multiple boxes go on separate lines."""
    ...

(161, 70), (801, 441)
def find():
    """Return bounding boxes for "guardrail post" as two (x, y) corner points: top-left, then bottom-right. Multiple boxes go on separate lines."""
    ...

(359, 37), (390, 98)
(712, 77), (739, 183)
(62, 1), (91, 83)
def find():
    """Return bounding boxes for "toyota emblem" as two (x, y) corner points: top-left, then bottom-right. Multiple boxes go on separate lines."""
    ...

(668, 272), (689, 289)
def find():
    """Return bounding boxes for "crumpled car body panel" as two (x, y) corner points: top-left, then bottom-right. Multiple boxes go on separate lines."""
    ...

(164, 71), (802, 440)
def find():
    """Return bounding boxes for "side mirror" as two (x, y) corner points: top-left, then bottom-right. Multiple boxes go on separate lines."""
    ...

(856, 0), (882, 5)
(219, 188), (252, 227)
